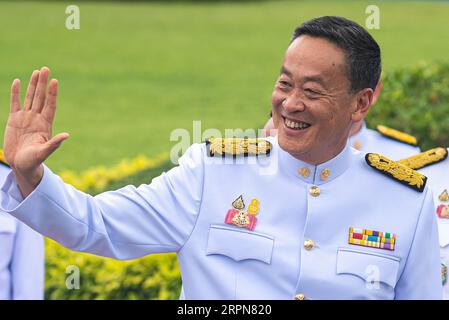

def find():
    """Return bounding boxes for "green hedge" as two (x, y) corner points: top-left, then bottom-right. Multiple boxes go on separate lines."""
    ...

(367, 62), (449, 150)
(45, 241), (181, 300)
(45, 62), (449, 299)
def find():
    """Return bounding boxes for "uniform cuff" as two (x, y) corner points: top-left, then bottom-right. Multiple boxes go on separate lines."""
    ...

(0, 165), (54, 215)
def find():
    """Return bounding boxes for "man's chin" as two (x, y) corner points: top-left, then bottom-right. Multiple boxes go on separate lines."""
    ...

(278, 135), (309, 157)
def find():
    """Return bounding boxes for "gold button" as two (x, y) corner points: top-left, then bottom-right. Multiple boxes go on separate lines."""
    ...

(294, 293), (305, 300)
(320, 168), (330, 181)
(298, 167), (310, 178)
(309, 186), (320, 197)
(353, 140), (362, 150)
(304, 239), (315, 251)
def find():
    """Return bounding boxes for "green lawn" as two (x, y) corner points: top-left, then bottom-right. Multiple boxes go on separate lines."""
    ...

(0, 0), (448, 171)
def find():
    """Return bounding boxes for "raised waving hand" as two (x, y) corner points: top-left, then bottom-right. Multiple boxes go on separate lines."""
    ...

(4, 67), (69, 197)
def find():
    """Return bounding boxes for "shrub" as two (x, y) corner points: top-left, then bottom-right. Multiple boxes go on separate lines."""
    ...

(367, 61), (449, 150)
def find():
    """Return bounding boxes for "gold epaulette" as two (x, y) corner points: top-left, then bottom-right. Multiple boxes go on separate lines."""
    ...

(0, 149), (10, 168)
(398, 147), (448, 170)
(205, 138), (271, 157)
(376, 125), (418, 146)
(365, 153), (427, 192)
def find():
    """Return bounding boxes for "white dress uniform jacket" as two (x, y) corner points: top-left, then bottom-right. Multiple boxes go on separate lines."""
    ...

(0, 137), (442, 299)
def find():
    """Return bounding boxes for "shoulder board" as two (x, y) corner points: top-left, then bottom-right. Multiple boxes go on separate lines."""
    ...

(365, 153), (427, 192)
(0, 149), (9, 168)
(376, 125), (418, 146)
(0, 160), (9, 168)
(397, 147), (448, 170)
(205, 138), (271, 157)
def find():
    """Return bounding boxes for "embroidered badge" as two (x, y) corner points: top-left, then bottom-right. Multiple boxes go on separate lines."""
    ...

(365, 153), (427, 192)
(224, 195), (259, 231)
(397, 147), (448, 170)
(206, 138), (271, 157)
(437, 205), (449, 219)
(349, 227), (396, 251)
(376, 125), (418, 146)
(439, 189), (449, 202)
(442, 263), (447, 286)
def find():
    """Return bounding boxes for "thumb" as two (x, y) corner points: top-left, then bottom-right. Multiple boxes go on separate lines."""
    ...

(38, 132), (70, 162)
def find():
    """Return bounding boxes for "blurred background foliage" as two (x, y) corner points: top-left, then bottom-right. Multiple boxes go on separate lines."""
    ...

(369, 62), (449, 151)
(1, 0), (449, 172)
(0, 0), (448, 299)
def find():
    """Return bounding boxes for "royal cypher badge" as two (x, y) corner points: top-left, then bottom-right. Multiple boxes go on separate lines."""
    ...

(224, 195), (260, 231)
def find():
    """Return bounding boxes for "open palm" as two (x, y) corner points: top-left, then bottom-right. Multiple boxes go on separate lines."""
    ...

(4, 67), (69, 182)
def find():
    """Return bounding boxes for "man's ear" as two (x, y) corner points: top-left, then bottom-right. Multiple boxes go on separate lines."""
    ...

(351, 88), (374, 122)
(372, 81), (382, 105)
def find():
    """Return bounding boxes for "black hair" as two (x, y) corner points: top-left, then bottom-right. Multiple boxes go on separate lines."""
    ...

(292, 16), (381, 93)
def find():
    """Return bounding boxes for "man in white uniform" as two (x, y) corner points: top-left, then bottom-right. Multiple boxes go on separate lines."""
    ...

(0, 16), (442, 299)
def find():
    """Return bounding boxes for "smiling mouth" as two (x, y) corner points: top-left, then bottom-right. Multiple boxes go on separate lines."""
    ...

(283, 117), (311, 130)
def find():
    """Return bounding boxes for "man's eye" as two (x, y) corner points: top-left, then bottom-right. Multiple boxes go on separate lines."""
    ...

(278, 80), (291, 88)
(304, 88), (321, 95)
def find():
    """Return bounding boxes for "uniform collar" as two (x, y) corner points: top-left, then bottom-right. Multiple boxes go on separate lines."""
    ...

(276, 136), (354, 185)
(349, 121), (367, 151)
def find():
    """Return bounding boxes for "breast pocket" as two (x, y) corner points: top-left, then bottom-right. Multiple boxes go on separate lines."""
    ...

(336, 247), (401, 289)
(206, 224), (274, 264)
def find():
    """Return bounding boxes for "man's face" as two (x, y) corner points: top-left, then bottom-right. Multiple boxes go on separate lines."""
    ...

(271, 35), (360, 164)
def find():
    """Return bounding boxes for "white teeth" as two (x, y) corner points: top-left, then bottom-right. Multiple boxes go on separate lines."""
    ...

(284, 118), (310, 130)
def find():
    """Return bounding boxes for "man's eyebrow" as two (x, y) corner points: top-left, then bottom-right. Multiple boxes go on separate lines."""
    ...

(303, 76), (326, 88)
(280, 66), (293, 77)
(280, 66), (327, 88)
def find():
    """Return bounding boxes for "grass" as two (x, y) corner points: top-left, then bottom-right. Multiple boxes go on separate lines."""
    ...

(0, 0), (448, 172)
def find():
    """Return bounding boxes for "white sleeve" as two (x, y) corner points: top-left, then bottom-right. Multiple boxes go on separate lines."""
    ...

(0, 144), (205, 260)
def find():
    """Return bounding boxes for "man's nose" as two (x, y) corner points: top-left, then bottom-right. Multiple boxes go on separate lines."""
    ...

(282, 92), (306, 112)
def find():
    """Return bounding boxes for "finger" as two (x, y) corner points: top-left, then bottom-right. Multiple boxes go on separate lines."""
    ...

(42, 79), (58, 123)
(37, 132), (70, 162)
(23, 70), (40, 110)
(10, 79), (21, 113)
(32, 66), (50, 113)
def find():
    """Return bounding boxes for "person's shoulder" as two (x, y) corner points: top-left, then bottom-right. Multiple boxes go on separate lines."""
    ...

(397, 147), (448, 170)
(362, 125), (420, 159)
(372, 124), (419, 147)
